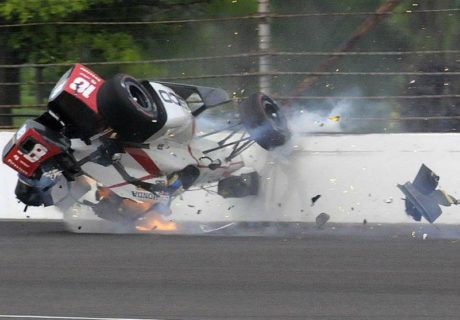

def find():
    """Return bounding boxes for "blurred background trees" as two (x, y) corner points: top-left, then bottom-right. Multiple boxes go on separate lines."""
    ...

(0, 0), (458, 132)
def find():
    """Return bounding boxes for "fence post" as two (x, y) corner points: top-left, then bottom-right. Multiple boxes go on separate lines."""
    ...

(35, 66), (44, 105)
(258, 0), (271, 95)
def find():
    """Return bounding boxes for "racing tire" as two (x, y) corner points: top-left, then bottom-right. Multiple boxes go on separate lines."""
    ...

(239, 93), (290, 150)
(97, 74), (160, 142)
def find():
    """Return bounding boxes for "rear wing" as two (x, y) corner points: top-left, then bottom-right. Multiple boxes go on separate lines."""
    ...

(157, 82), (231, 116)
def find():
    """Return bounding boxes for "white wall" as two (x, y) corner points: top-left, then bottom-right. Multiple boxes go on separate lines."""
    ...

(2, 131), (460, 224)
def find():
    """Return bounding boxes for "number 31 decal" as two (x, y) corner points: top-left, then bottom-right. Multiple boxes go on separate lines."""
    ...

(69, 77), (97, 98)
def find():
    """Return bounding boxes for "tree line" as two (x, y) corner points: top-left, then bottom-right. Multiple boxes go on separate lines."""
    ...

(0, 0), (458, 132)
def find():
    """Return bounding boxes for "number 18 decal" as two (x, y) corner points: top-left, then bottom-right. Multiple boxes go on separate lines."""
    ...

(23, 144), (48, 163)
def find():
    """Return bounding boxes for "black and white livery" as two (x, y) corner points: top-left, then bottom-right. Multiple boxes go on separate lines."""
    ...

(2, 64), (290, 231)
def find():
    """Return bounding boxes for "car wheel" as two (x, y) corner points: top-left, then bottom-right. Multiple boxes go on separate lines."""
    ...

(97, 74), (160, 142)
(239, 93), (290, 150)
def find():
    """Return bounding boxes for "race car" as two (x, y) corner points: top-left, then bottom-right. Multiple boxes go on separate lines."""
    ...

(2, 64), (291, 231)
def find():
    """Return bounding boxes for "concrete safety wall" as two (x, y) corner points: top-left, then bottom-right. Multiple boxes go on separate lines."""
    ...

(2, 131), (460, 224)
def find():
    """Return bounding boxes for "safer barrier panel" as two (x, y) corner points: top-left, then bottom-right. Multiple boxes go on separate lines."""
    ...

(2, 131), (460, 224)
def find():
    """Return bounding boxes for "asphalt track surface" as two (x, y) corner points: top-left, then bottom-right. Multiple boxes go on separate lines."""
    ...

(1, 221), (460, 320)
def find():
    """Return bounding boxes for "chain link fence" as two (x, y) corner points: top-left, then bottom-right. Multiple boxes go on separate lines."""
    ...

(0, 2), (458, 132)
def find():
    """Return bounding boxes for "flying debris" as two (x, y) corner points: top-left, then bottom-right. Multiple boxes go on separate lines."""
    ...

(384, 197), (393, 204)
(314, 121), (325, 127)
(328, 115), (341, 122)
(398, 164), (459, 223)
(200, 222), (235, 233)
(315, 212), (330, 229)
(311, 194), (321, 206)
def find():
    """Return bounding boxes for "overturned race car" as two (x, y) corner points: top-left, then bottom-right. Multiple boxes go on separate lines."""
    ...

(2, 64), (291, 231)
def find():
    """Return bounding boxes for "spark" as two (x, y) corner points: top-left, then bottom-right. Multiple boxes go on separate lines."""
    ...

(135, 212), (177, 232)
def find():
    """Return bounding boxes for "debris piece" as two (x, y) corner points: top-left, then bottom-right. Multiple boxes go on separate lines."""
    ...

(385, 197), (393, 204)
(300, 209), (305, 213)
(227, 205), (235, 210)
(278, 203), (282, 207)
(78, 226), (82, 230)
(311, 194), (321, 206)
(351, 207), (354, 211)
(196, 209), (202, 215)
(398, 164), (458, 223)
(422, 233), (428, 240)
(200, 222), (235, 233)
(187, 204), (195, 208)
(433, 190), (458, 206)
(328, 115), (341, 122)
(363, 219), (367, 225)
(315, 212), (330, 229)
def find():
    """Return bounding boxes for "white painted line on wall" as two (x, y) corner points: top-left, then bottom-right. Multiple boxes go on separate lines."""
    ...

(0, 315), (163, 320)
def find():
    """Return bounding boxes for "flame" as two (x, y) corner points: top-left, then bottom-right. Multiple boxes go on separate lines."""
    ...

(135, 212), (177, 232)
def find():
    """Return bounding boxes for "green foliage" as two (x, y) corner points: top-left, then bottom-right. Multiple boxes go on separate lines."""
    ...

(0, 0), (116, 22)
(1, 0), (458, 131)
(0, 0), (133, 64)
(207, 0), (257, 16)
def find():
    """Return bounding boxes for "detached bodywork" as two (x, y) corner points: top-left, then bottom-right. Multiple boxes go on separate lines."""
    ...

(398, 164), (458, 223)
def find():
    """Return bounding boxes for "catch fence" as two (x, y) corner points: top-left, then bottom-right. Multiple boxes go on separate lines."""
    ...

(0, 3), (458, 132)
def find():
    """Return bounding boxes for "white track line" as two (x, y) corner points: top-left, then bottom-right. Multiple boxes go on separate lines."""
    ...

(0, 315), (163, 320)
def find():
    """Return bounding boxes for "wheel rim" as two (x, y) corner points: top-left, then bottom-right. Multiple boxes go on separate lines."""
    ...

(126, 81), (152, 111)
(262, 98), (283, 128)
